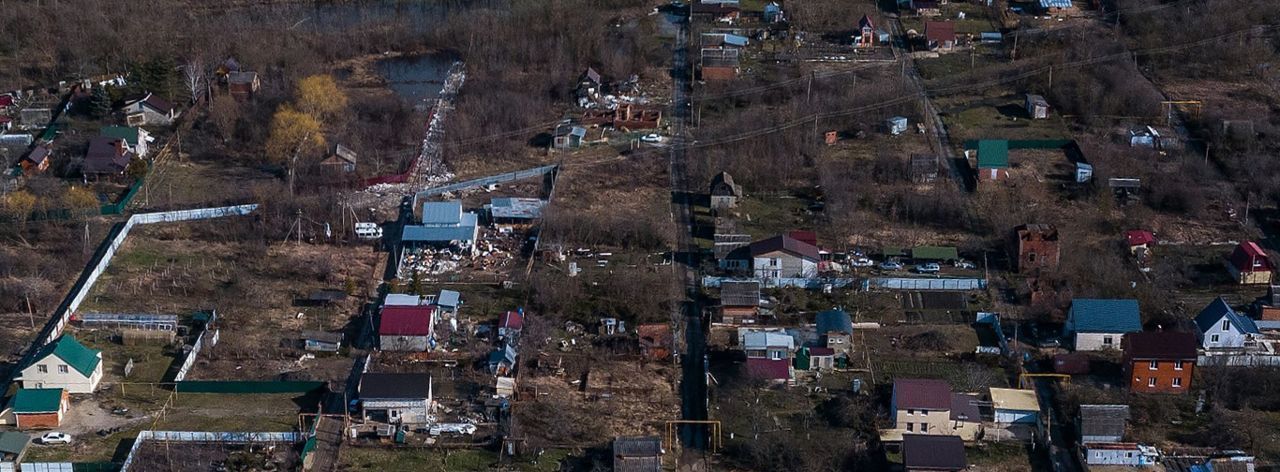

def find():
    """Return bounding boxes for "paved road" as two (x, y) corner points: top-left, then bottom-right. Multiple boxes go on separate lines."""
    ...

(669, 17), (710, 451)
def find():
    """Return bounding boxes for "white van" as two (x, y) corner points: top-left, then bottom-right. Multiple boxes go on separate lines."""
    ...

(354, 222), (383, 240)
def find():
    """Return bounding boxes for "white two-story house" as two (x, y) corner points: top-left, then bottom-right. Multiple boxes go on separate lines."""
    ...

(17, 335), (103, 394)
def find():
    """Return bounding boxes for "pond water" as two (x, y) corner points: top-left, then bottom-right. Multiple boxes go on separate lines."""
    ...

(375, 53), (457, 104)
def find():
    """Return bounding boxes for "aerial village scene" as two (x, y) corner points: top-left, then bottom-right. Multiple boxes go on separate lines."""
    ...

(1, 0), (1280, 471)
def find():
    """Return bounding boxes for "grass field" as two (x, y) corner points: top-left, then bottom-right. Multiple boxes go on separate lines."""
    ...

(339, 447), (574, 472)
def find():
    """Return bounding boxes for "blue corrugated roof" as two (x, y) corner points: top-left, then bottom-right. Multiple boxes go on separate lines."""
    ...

(490, 198), (545, 220)
(1195, 297), (1259, 335)
(438, 290), (461, 308)
(724, 34), (749, 47)
(403, 213), (477, 242)
(1069, 299), (1141, 333)
(1040, 0), (1072, 7)
(816, 309), (852, 334)
(421, 201), (462, 226)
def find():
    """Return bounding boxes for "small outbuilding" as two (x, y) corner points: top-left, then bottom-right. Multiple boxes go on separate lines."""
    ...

(710, 171), (743, 210)
(990, 388), (1040, 424)
(1025, 94), (1050, 119)
(12, 388), (69, 429)
(902, 434), (967, 471)
(886, 116), (909, 135)
(1227, 241), (1273, 285)
(613, 436), (663, 472)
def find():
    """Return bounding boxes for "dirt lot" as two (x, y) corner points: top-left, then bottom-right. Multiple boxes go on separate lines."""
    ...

(79, 223), (381, 382)
(517, 353), (678, 445)
(122, 439), (299, 471)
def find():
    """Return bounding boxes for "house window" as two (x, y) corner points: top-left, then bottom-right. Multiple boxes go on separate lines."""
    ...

(906, 409), (915, 416)
(58, 365), (68, 374)
(906, 423), (914, 432)
(1222, 320), (1231, 331)
(37, 365), (47, 374)
(1175, 361), (1185, 370)
(1172, 377), (1183, 388)
(769, 350), (783, 361)
(1147, 377), (1156, 387)
(1103, 336), (1114, 345)
(1028, 253), (1037, 263)
(1211, 334), (1220, 344)
(1148, 361), (1158, 370)
(920, 423), (928, 432)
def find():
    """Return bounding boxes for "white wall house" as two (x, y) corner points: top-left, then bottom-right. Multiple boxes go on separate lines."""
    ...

(17, 336), (103, 394)
(1065, 299), (1142, 352)
(1195, 297), (1260, 350)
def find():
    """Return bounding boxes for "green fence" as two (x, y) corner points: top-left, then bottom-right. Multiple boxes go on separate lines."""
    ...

(72, 463), (120, 472)
(173, 380), (326, 394)
(100, 177), (146, 215)
(964, 139), (1075, 150)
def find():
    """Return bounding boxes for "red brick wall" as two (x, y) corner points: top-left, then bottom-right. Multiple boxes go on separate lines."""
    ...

(702, 66), (738, 81)
(1127, 359), (1194, 394)
(1018, 234), (1061, 273)
(17, 412), (61, 429)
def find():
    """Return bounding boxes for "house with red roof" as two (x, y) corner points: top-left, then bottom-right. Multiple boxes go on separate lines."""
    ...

(379, 305), (434, 351)
(743, 331), (794, 383)
(1125, 230), (1156, 253)
(498, 310), (524, 339)
(1227, 241), (1273, 285)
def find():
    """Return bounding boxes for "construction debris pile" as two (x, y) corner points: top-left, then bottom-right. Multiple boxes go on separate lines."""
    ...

(398, 228), (524, 279)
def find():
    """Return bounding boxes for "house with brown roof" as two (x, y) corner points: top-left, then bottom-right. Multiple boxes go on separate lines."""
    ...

(903, 434), (968, 471)
(83, 136), (134, 177)
(856, 15), (876, 48)
(1123, 331), (1197, 394)
(728, 234), (822, 279)
(925, 21), (956, 51)
(19, 146), (50, 173)
(319, 143), (357, 174)
(890, 378), (982, 440)
(227, 71), (260, 101)
(637, 323), (672, 361)
(719, 280), (761, 324)
(121, 92), (178, 126)
(613, 436), (663, 472)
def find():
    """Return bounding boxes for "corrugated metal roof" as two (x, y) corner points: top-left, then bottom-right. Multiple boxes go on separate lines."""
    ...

(403, 212), (478, 243)
(990, 388), (1040, 412)
(385, 294), (426, 306)
(12, 388), (62, 414)
(1195, 297), (1259, 335)
(1068, 299), (1141, 334)
(0, 431), (29, 455)
(977, 139), (1010, 168)
(379, 305), (434, 336)
(1079, 404), (1129, 438)
(1040, 0), (1073, 7)
(903, 434), (966, 469)
(31, 335), (100, 377)
(815, 309), (852, 334)
(490, 198), (545, 220)
(720, 280), (761, 306)
(893, 378), (951, 410)
(1125, 331), (1197, 359)
(421, 201), (463, 226)
(437, 290), (461, 308)
(743, 331), (793, 349)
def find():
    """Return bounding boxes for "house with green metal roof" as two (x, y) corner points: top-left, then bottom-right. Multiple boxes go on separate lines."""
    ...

(18, 335), (104, 393)
(975, 140), (1009, 182)
(912, 246), (959, 262)
(99, 126), (151, 158)
(1066, 299), (1142, 351)
(10, 388), (68, 429)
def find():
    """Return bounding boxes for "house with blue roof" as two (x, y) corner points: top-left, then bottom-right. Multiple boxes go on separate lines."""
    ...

(1195, 297), (1260, 350)
(1066, 299), (1142, 351)
(402, 200), (479, 255)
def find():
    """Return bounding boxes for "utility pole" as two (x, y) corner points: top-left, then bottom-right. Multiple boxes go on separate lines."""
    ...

(806, 71), (813, 104)
(1047, 66), (1053, 89)
(288, 133), (312, 196)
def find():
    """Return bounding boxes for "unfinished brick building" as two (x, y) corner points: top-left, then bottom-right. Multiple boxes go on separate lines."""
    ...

(1016, 224), (1060, 274)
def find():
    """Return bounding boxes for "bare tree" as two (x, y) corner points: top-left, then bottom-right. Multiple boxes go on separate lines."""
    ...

(183, 57), (205, 104)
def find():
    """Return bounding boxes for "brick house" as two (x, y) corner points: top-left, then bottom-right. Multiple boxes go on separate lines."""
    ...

(975, 140), (1009, 181)
(1123, 331), (1197, 394)
(12, 388), (68, 429)
(719, 280), (761, 324)
(1015, 224), (1060, 274)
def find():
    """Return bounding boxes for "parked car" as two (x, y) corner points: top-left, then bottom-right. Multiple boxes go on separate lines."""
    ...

(38, 432), (72, 445)
(879, 260), (903, 271)
(850, 257), (874, 267)
(954, 259), (976, 269)
(915, 263), (941, 274)
(641, 133), (663, 143)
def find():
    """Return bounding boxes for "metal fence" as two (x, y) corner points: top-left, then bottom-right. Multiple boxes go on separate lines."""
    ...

(173, 312), (219, 382)
(865, 277), (987, 291)
(413, 165), (558, 201)
(701, 276), (857, 289)
(3, 204), (261, 397)
(172, 380), (326, 394)
(1197, 354), (1280, 367)
(120, 431), (300, 472)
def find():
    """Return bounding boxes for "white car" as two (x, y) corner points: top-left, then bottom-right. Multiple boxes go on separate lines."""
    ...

(849, 257), (874, 267)
(879, 260), (904, 271)
(640, 133), (663, 143)
(39, 432), (72, 445)
(954, 260), (976, 269)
